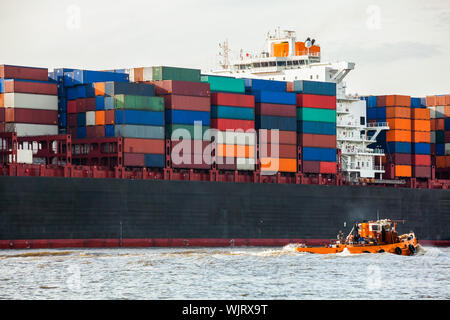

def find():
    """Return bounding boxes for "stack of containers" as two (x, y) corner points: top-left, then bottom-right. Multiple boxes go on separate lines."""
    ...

(245, 79), (297, 174)
(377, 95), (412, 178)
(51, 68), (75, 133)
(205, 75), (256, 171)
(0, 65), (58, 136)
(294, 80), (337, 174)
(410, 97), (431, 178)
(143, 68), (211, 170)
(427, 94), (450, 176)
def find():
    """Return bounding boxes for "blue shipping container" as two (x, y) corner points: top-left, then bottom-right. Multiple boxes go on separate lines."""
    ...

(297, 121), (336, 135)
(144, 154), (165, 168)
(244, 78), (287, 92)
(302, 147), (336, 162)
(115, 110), (164, 126)
(376, 107), (386, 120)
(386, 142), (412, 154)
(367, 108), (377, 120)
(77, 127), (86, 139)
(444, 118), (450, 130)
(211, 105), (254, 120)
(252, 90), (296, 105)
(76, 113), (86, 127)
(104, 81), (155, 97)
(105, 124), (114, 137)
(435, 143), (445, 156)
(65, 70), (129, 87)
(165, 110), (211, 126)
(293, 80), (336, 96)
(256, 115), (296, 131)
(412, 143), (431, 155)
(95, 96), (105, 110)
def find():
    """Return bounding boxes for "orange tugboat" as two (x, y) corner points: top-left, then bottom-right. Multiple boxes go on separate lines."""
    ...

(295, 219), (418, 255)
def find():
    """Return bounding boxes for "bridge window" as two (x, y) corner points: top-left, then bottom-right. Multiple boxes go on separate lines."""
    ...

(253, 63), (261, 68)
(262, 62), (268, 67)
(269, 61), (276, 66)
(276, 61), (286, 67)
(293, 60), (299, 65)
(300, 60), (305, 65)
(287, 61), (292, 66)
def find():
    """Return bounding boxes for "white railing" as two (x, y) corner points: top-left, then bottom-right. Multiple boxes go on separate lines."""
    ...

(367, 122), (388, 128)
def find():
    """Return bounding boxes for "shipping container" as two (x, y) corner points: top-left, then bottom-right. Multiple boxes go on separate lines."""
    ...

(412, 154), (431, 166)
(255, 103), (296, 117)
(217, 144), (255, 158)
(104, 81), (155, 97)
(412, 143), (431, 155)
(297, 108), (336, 123)
(211, 92), (255, 108)
(260, 143), (297, 158)
(171, 140), (211, 154)
(256, 115), (296, 131)
(252, 90), (296, 105)
(152, 80), (210, 97)
(260, 157), (297, 173)
(152, 66), (201, 82)
(386, 118), (411, 130)
(86, 125), (105, 138)
(112, 95), (164, 111)
(166, 124), (211, 140)
(115, 109), (164, 126)
(213, 131), (257, 145)
(2, 79), (58, 95)
(320, 161), (337, 174)
(5, 108), (58, 125)
(413, 166), (431, 178)
(384, 95), (411, 107)
(4, 93), (58, 110)
(165, 109), (210, 126)
(386, 142), (412, 154)
(67, 70), (129, 87)
(210, 119), (254, 131)
(211, 105), (254, 120)
(411, 108), (430, 120)
(411, 131), (431, 143)
(412, 120), (431, 132)
(114, 124), (165, 139)
(297, 121), (336, 135)
(302, 147), (336, 162)
(293, 80), (336, 96)
(201, 75), (245, 93)
(387, 153), (412, 165)
(302, 160), (320, 173)
(386, 130), (411, 142)
(258, 130), (297, 145)
(95, 111), (105, 125)
(296, 94), (336, 109)
(86, 111), (96, 126)
(5, 123), (58, 136)
(244, 79), (287, 92)
(163, 95), (211, 112)
(0, 65), (48, 81)
(298, 133), (337, 148)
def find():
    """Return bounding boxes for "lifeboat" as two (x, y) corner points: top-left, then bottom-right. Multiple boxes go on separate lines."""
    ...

(295, 219), (418, 255)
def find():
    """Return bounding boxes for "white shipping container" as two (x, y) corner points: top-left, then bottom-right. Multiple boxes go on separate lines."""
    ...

(445, 143), (450, 155)
(143, 67), (153, 81)
(428, 106), (436, 119)
(86, 111), (96, 126)
(430, 131), (436, 144)
(4, 93), (58, 110)
(213, 130), (257, 146)
(9, 149), (33, 164)
(6, 123), (58, 136)
(236, 157), (256, 171)
(436, 106), (445, 119)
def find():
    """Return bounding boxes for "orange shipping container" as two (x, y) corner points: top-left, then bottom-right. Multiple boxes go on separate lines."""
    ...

(0, 93), (3, 107)
(444, 106), (450, 117)
(430, 119), (436, 131)
(132, 67), (144, 82)
(395, 165), (412, 177)
(446, 156), (450, 168)
(411, 131), (430, 143)
(261, 157), (297, 173)
(437, 95), (446, 105)
(436, 156), (446, 168)
(385, 95), (410, 107)
(218, 144), (255, 159)
(411, 120), (430, 132)
(386, 130), (411, 142)
(446, 94), (450, 106)
(386, 118), (411, 130)
(426, 96), (436, 107)
(95, 111), (105, 125)
(94, 82), (106, 96)
(386, 107), (410, 119)
(436, 119), (445, 131)
(411, 108), (430, 120)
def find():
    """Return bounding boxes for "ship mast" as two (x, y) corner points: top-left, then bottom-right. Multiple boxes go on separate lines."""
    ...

(219, 39), (231, 70)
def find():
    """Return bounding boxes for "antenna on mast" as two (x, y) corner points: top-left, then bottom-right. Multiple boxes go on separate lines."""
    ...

(219, 39), (231, 70)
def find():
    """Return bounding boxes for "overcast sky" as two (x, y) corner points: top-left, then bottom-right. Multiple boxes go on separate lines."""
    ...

(0, 0), (449, 96)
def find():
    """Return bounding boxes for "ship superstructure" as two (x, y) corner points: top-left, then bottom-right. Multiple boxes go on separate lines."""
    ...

(211, 28), (388, 181)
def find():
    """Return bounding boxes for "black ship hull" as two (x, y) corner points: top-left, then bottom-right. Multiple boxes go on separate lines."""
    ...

(0, 176), (449, 248)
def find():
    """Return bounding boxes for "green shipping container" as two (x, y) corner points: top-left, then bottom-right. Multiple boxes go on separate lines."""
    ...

(436, 130), (445, 144)
(152, 66), (201, 82)
(297, 107), (336, 123)
(201, 75), (245, 93)
(114, 95), (164, 111)
(166, 124), (211, 141)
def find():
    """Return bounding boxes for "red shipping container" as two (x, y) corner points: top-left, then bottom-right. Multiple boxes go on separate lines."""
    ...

(260, 143), (297, 158)
(387, 153), (412, 165)
(296, 94), (336, 110)
(150, 80), (210, 97)
(171, 140), (210, 154)
(298, 133), (336, 148)
(210, 119), (254, 131)
(124, 138), (165, 154)
(105, 110), (115, 125)
(412, 154), (431, 166)
(436, 95), (446, 105)
(258, 130), (297, 145)
(67, 114), (77, 128)
(163, 95), (210, 112)
(171, 152), (211, 169)
(320, 161), (337, 174)
(445, 131), (450, 143)
(0, 108), (4, 122)
(216, 158), (237, 170)
(286, 82), (293, 92)
(302, 161), (320, 173)
(413, 166), (431, 178)
(76, 99), (87, 113)
(376, 95), (386, 107)
(123, 153), (145, 167)
(426, 96), (436, 107)
(385, 95), (411, 107)
(0, 65), (48, 81)
(211, 92), (255, 108)
(431, 144), (436, 155)
(5, 108), (57, 125)
(446, 94), (450, 106)
(67, 100), (77, 114)
(255, 103), (296, 117)
(0, 123), (4, 133)
(86, 126), (106, 138)
(3, 79), (57, 95)
(84, 98), (96, 111)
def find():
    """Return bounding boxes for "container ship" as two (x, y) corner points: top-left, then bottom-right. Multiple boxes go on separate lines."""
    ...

(1, 29), (450, 249)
